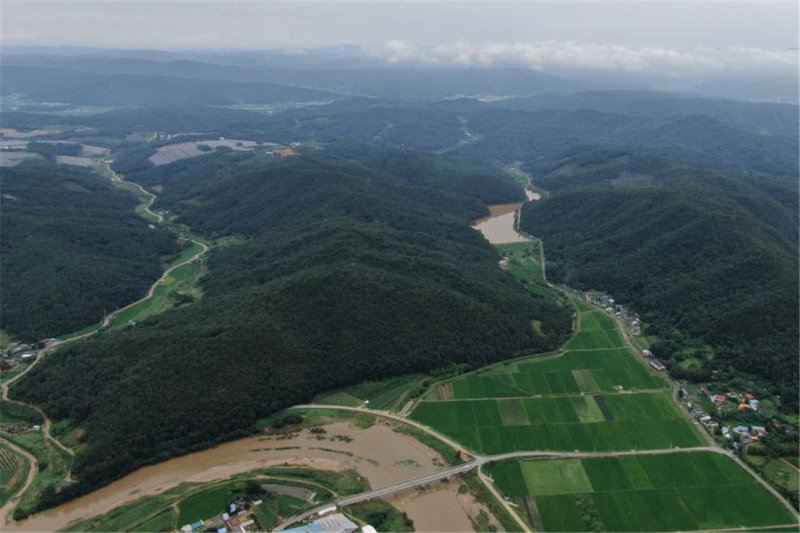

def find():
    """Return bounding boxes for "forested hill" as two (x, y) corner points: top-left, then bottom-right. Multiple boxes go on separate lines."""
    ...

(13, 152), (573, 499)
(520, 164), (799, 404)
(0, 161), (178, 340)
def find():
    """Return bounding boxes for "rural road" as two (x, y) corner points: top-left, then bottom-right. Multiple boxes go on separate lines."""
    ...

(100, 238), (208, 329)
(0, 438), (38, 527)
(105, 161), (164, 223)
(0, 164), (208, 525)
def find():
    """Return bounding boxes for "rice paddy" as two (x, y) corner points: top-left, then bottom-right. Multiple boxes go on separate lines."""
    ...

(486, 453), (798, 531)
(410, 299), (705, 453)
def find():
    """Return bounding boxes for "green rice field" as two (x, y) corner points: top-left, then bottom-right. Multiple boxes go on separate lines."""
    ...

(410, 297), (701, 453)
(411, 391), (704, 453)
(565, 306), (626, 350)
(486, 453), (798, 531)
(430, 347), (667, 400)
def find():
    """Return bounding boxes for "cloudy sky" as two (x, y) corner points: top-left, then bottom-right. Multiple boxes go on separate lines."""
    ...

(2, 1), (797, 78)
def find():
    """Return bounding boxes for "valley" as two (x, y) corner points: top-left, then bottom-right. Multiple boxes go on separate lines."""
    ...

(0, 42), (797, 532)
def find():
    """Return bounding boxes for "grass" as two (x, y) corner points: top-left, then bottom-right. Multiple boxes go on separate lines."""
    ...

(56, 322), (101, 342)
(0, 363), (30, 383)
(135, 509), (176, 532)
(314, 374), (426, 412)
(487, 453), (797, 531)
(110, 257), (206, 330)
(463, 470), (523, 532)
(497, 241), (545, 283)
(435, 347), (666, 400)
(68, 467), (362, 533)
(177, 486), (229, 525)
(4, 430), (71, 520)
(747, 455), (800, 498)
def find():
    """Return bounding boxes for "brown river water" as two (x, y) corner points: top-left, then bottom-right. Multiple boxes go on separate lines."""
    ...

(7, 421), (446, 532)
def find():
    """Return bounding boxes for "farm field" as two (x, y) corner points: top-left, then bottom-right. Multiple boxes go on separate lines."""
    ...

(486, 453), (798, 531)
(148, 140), (261, 166)
(409, 294), (695, 453)
(411, 391), (703, 453)
(428, 347), (667, 400)
(564, 305), (626, 350)
(496, 242), (545, 284)
(0, 443), (26, 507)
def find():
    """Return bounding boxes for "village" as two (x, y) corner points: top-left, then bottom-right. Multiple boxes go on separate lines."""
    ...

(579, 293), (787, 455)
(178, 492), (377, 533)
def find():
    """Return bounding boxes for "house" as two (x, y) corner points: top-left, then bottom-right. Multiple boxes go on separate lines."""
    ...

(733, 425), (750, 435)
(751, 426), (768, 437)
(181, 526), (192, 533)
(191, 521), (205, 532)
(744, 393), (755, 400)
(648, 359), (666, 371)
(738, 402), (751, 410)
(642, 350), (653, 357)
(749, 399), (760, 411)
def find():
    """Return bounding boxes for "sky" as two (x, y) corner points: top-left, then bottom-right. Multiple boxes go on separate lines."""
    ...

(2, 1), (798, 79)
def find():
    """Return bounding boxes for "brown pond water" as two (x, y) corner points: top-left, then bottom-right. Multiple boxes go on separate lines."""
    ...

(7, 421), (443, 532)
(472, 202), (528, 244)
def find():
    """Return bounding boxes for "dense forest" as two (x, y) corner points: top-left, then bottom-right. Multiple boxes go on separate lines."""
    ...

(12, 152), (573, 502)
(0, 161), (178, 340)
(520, 150), (799, 407)
(3, 50), (798, 512)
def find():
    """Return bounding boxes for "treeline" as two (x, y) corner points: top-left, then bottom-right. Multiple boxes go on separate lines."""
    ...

(12, 151), (572, 500)
(520, 167), (799, 407)
(0, 160), (178, 340)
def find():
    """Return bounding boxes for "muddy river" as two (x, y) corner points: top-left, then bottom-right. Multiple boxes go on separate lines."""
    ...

(7, 421), (450, 532)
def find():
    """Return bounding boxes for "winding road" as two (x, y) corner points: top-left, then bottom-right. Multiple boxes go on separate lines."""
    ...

(0, 163), (209, 526)
(277, 403), (799, 530)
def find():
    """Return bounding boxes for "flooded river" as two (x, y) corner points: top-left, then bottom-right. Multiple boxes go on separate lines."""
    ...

(7, 421), (446, 532)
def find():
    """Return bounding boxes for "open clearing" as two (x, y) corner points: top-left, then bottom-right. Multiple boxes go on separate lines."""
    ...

(0, 153), (39, 166)
(55, 156), (93, 167)
(148, 140), (262, 166)
(487, 453), (797, 531)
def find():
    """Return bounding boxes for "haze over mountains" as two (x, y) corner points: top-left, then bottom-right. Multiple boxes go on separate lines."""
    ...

(0, 40), (797, 523)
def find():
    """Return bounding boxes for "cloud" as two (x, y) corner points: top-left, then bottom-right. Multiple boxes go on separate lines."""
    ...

(369, 40), (798, 79)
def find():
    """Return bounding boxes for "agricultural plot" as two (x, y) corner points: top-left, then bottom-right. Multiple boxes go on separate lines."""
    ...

(149, 140), (260, 166)
(0, 444), (22, 491)
(565, 308), (626, 350)
(497, 242), (545, 283)
(411, 391), (704, 453)
(487, 453), (798, 531)
(436, 347), (666, 400)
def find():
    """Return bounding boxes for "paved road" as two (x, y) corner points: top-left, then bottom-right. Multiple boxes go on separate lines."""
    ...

(286, 404), (800, 528)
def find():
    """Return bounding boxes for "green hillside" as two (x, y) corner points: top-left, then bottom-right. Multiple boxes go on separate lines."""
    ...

(0, 161), (178, 340)
(520, 174), (798, 405)
(12, 152), (572, 504)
